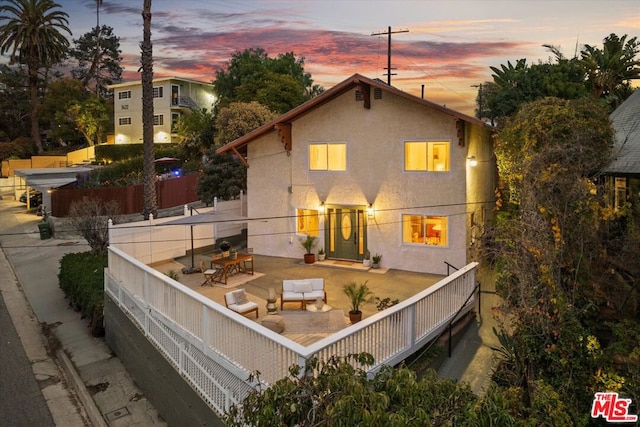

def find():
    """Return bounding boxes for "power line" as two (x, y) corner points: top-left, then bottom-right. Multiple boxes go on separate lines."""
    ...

(0, 199), (495, 248)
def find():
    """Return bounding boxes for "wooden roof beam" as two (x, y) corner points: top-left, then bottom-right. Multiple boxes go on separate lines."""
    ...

(231, 147), (249, 168)
(357, 82), (371, 109)
(274, 123), (292, 152)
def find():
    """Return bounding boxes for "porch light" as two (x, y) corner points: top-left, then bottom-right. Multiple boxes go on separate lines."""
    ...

(467, 156), (478, 167)
(367, 203), (375, 218)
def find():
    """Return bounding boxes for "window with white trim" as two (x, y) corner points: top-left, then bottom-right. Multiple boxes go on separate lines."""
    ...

(309, 143), (346, 171)
(118, 90), (131, 100)
(296, 209), (319, 236)
(402, 215), (448, 246)
(153, 114), (164, 126)
(153, 86), (163, 98)
(405, 141), (450, 171)
(119, 117), (132, 125)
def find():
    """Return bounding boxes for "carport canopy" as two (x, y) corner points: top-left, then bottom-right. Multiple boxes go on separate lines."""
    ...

(14, 167), (92, 193)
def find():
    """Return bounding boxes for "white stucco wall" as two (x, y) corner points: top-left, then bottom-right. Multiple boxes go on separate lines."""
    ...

(246, 87), (493, 274)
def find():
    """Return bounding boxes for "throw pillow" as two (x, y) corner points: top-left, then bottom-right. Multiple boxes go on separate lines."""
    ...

(232, 289), (248, 305)
(294, 281), (313, 294)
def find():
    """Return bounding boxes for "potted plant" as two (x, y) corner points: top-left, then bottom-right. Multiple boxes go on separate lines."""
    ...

(362, 250), (371, 267)
(372, 253), (382, 269)
(317, 247), (326, 261)
(229, 248), (238, 260)
(343, 281), (374, 323)
(300, 235), (318, 264)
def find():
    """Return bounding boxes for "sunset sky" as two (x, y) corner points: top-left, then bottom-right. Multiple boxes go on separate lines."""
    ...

(9, 1), (640, 115)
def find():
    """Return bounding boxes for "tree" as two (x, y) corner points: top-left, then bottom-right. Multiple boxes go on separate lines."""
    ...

(482, 54), (587, 123)
(174, 108), (215, 159)
(0, 64), (30, 140)
(0, 0), (71, 153)
(486, 97), (618, 421)
(140, 0), (157, 220)
(196, 102), (276, 203)
(67, 95), (111, 146)
(225, 353), (486, 426)
(214, 101), (276, 146)
(68, 25), (123, 95)
(67, 197), (121, 255)
(197, 153), (246, 203)
(581, 33), (640, 110)
(40, 77), (87, 144)
(214, 48), (323, 114)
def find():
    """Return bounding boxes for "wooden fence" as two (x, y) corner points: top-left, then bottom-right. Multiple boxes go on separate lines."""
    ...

(51, 173), (201, 217)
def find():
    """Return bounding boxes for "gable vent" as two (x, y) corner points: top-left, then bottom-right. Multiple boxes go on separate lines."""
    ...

(374, 88), (383, 99)
(355, 90), (363, 101)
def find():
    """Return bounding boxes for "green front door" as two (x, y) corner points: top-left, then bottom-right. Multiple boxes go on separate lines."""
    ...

(326, 207), (366, 261)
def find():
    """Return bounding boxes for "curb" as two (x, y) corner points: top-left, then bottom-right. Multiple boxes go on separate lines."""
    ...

(57, 349), (108, 427)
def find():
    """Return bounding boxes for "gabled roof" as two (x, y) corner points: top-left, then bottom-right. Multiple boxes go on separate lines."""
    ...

(216, 73), (486, 160)
(604, 89), (640, 175)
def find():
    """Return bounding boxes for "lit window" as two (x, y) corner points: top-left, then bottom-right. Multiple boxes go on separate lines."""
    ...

(153, 87), (163, 98)
(296, 209), (319, 236)
(309, 143), (346, 171)
(405, 141), (450, 171)
(171, 113), (180, 132)
(153, 115), (164, 126)
(119, 117), (132, 126)
(615, 177), (627, 210)
(118, 90), (131, 100)
(402, 215), (448, 246)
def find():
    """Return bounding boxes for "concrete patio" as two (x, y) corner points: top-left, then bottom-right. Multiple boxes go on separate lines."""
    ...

(151, 253), (446, 345)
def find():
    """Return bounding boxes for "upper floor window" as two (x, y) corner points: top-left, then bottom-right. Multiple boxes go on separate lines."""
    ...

(405, 141), (450, 171)
(153, 114), (164, 126)
(119, 117), (132, 126)
(118, 90), (131, 100)
(296, 209), (320, 236)
(309, 143), (346, 171)
(402, 214), (448, 246)
(153, 87), (163, 98)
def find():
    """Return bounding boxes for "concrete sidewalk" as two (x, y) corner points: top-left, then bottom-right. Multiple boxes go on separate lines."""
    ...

(0, 199), (164, 426)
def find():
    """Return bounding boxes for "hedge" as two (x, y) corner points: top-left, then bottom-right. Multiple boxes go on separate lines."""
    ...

(95, 143), (182, 162)
(58, 251), (108, 336)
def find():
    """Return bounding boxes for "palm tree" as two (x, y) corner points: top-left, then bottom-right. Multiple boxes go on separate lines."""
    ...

(140, 0), (157, 219)
(581, 33), (640, 109)
(0, 0), (71, 153)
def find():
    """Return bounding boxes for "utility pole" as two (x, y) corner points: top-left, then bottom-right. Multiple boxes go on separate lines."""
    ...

(371, 26), (409, 85)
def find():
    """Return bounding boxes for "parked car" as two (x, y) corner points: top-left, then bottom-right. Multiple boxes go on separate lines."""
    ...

(19, 190), (43, 206)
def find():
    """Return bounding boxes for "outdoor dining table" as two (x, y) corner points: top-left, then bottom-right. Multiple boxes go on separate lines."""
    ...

(210, 252), (254, 285)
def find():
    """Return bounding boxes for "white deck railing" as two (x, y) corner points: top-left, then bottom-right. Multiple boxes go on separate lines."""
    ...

(106, 246), (477, 416)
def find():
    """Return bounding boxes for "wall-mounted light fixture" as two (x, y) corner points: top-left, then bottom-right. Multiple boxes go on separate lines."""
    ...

(367, 203), (374, 218)
(467, 156), (478, 167)
(319, 201), (325, 213)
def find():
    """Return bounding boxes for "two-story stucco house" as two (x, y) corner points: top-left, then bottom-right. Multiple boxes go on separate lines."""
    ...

(217, 74), (496, 275)
(107, 77), (216, 144)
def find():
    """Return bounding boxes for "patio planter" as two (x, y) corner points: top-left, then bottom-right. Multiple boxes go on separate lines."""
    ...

(304, 253), (316, 264)
(349, 310), (362, 323)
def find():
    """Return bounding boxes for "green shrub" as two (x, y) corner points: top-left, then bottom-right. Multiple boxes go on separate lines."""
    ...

(58, 251), (108, 336)
(95, 143), (181, 162)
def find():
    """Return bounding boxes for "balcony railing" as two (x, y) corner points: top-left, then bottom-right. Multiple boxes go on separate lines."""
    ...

(106, 245), (477, 416)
